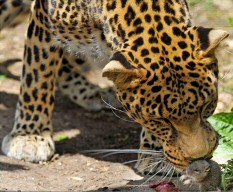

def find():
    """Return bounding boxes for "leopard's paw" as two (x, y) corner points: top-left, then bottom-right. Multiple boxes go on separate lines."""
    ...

(1, 134), (55, 162)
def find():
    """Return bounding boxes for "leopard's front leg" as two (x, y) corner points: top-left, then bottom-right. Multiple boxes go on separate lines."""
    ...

(1, 4), (62, 162)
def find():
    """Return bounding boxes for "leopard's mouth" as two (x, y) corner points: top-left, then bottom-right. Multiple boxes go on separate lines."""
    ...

(163, 147), (189, 170)
(158, 123), (219, 170)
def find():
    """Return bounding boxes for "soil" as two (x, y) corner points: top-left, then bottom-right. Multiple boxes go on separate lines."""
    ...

(0, 1), (233, 191)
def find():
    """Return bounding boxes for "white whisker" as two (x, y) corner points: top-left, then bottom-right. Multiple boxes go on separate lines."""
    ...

(101, 96), (136, 123)
(168, 166), (176, 182)
(161, 164), (173, 181)
(137, 160), (162, 175)
(85, 149), (163, 156)
(137, 164), (167, 188)
(157, 163), (170, 180)
(190, 181), (194, 188)
(145, 160), (164, 176)
(110, 108), (136, 123)
(101, 96), (127, 114)
(123, 157), (154, 165)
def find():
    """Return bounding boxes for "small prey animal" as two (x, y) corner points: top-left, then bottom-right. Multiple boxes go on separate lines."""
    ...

(180, 159), (222, 191)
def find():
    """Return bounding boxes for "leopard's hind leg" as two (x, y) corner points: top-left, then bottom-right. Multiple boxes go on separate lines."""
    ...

(57, 52), (121, 111)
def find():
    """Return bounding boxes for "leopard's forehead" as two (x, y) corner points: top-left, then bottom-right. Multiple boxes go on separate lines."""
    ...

(101, 0), (192, 51)
(101, 0), (212, 83)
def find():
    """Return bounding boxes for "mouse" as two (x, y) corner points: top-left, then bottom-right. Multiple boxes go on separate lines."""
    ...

(180, 159), (222, 191)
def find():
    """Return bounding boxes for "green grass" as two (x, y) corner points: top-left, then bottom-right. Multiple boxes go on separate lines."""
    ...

(208, 108), (233, 190)
(228, 17), (233, 27)
(57, 135), (69, 141)
(189, 0), (214, 9)
(222, 159), (233, 191)
(0, 75), (7, 80)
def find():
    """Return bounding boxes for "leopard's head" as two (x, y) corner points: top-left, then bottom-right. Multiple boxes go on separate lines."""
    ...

(103, 27), (228, 169)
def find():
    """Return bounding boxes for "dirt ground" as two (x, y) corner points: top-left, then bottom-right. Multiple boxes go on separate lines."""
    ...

(0, 1), (233, 192)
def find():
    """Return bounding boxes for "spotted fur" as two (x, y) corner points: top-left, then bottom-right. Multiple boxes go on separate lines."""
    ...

(0, 0), (228, 171)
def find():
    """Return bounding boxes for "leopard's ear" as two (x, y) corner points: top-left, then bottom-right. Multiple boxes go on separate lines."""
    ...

(102, 52), (146, 89)
(197, 27), (229, 56)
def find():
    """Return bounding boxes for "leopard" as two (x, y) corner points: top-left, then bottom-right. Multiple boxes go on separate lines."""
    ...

(0, 0), (229, 174)
(0, 0), (32, 30)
